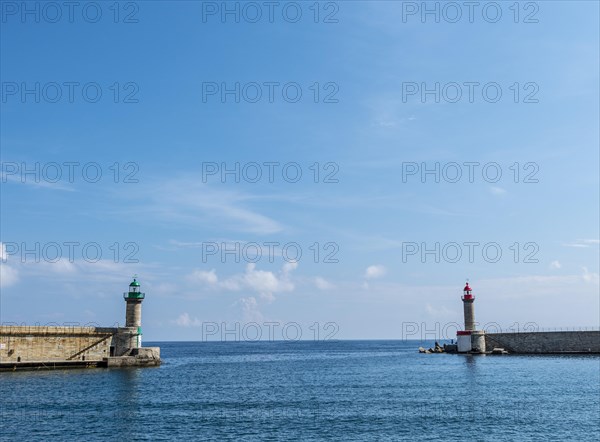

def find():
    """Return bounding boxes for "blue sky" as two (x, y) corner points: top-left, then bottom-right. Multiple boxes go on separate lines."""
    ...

(1, 1), (598, 340)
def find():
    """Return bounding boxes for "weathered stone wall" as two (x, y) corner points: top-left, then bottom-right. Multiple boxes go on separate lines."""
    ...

(112, 327), (140, 356)
(0, 326), (117, 363)
(471, 331), (486, 353)
(485, 331), (600, 354)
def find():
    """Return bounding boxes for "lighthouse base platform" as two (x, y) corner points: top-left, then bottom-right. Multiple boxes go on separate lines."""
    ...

(456, 330), (486, 353)
(105, 347), (161, 368)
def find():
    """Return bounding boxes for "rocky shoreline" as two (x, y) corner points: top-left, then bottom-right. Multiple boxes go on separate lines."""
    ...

(418, 341), (456, 354)
(418, 342), (510, 355)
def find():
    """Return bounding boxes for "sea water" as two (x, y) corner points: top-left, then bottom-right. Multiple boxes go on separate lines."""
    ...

(1, 340), (599, 441)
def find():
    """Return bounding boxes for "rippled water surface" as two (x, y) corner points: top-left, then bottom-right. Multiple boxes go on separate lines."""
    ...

(1, 341), (599, 441)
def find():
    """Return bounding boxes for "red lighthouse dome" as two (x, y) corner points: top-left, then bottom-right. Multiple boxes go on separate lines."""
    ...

(462, 282), (474, 300)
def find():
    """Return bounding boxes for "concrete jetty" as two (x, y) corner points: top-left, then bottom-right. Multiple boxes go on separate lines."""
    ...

(0, 278), (160, 371)
(422, 282), (600, 355)
(484, 330), (600, 354)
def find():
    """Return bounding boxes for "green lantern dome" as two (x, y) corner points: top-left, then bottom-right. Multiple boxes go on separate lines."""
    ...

(125, 276), (145, 300)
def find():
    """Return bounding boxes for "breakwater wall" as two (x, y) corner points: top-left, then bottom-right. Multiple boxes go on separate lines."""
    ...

(0, 326), (160, 370)
(485, 331), (600, 354)
(0, 326), (116, 363)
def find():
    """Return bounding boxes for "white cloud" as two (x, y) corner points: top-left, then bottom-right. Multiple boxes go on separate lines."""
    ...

(187, 263), (297, 301)
(0, 172), (75, 192)
(550, 260), (562, 269)
(241, 263), (295, 301)
(282, 261), (298, 274)
(239, 296), (264, 323)
(0, 242), (19, 288)
(425, 303), (456, 319)
(243, 265), (280, 300)
(365, 265), (387, 280)
(473, 272), (599, 299)
(220, 278), (242, 291)
(175, 312), (201, 327)
(315, 277), (334, 290)
(490, 186), (507, 196)
(14, 258), (150, 288)
(0, 262), (19, 288)
(40, 258), (77, 274)
(375, 120), (398, 127)
(582, 267), (599, 284)
(190, 269), (218, 285)
(149, 282), (178, 296)
(132, 177), (284, 235)
(563, 239), (600, 248)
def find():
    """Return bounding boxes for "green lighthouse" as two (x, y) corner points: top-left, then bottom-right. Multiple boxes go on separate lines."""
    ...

(124, 276), (145, 348)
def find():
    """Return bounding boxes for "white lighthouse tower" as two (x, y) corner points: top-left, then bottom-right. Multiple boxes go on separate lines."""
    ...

(462, 282), (475, 331)
(457, 282), (486, 353)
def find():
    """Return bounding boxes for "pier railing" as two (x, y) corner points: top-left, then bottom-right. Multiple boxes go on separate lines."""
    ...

(0, 324), (118, 335)
(488, 326), (600, 333)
